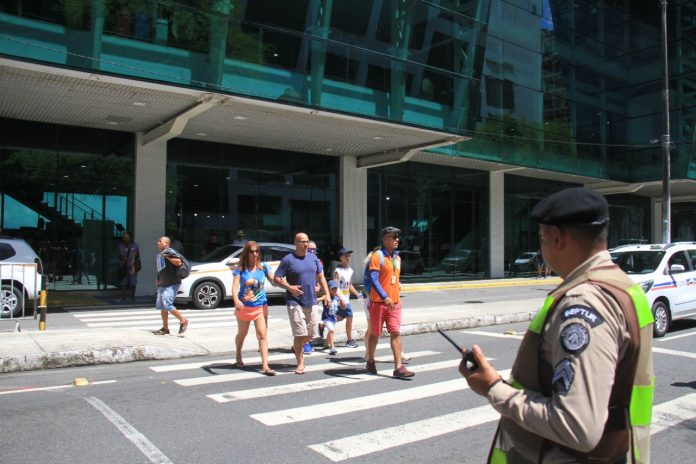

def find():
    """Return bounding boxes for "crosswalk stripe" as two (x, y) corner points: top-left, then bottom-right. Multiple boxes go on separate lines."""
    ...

(151, 343), (394, 372)
(308, 404), (499, 462)
(83, 321), (239, 330)
(175, 351), (440, 387)
(657, 331), (696, 342)
(463, 330), (523, 340)
(651, 393), (696, 434)
(79, 315), (237, 326)
(652, 347), (696, 360)
(308, 391), (695, 462)
(250, 369), (511, 426)
(76, 313), (244, 323)
(207, 359), (463, 403)
(71, 308), (233, 318)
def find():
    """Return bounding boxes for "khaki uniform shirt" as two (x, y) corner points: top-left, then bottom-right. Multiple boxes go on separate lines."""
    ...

(487, 251), (633, 461)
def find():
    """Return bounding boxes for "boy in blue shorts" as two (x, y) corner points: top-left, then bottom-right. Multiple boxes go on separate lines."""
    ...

(332, 247), (362, 347)
(318, 280), (341, 355)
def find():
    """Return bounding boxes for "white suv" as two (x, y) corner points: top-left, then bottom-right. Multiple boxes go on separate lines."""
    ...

(610, 242), (696, 337)
(176, 242), (294, 309)
(0, 237), (44, 318)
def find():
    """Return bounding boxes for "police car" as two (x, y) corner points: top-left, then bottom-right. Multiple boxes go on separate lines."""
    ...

(610, 242), (696, 337)
(175, 242), (294, 309)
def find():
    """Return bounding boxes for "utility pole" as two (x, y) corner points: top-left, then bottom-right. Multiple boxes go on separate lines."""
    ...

(661, 0), (671, 244)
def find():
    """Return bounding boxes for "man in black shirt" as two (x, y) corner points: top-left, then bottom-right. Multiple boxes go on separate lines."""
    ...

(154, 236), (189, 335)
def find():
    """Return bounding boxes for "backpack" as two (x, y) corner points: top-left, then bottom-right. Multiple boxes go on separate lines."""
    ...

(363, 250), (385, 295)
(175, 252), (191, 279)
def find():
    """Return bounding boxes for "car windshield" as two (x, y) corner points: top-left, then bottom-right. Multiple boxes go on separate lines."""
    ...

(518, 252), (536, 260)
(611, 250), (665, 275)
(199, 244), (243, 262)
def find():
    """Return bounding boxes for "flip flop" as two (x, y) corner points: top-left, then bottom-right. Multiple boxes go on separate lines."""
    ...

(261, 368), (277, 376)
(294, 368), (305, 375)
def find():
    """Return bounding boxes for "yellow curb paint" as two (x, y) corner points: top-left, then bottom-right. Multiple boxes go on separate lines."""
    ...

(401, 278), (562, 293)
(73, 378), (90, 387)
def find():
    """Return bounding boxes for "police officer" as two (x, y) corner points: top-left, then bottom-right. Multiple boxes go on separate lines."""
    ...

(460, 187), (654, 463)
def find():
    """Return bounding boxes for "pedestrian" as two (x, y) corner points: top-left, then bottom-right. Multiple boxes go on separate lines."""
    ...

(318, 280), (341, 355)
(153, 236), (189, 335)
(201, 232), (222, 257)
(332, 247), (362, 347)
(536, 248), (548, 278)
(459, 187), (654, 463)
(118, 231), (140, 302)
(274, 232), (331, 374)
(232, 241), (276, 376)
(365, 226), (414, 379)
(231, 229), (248, 247)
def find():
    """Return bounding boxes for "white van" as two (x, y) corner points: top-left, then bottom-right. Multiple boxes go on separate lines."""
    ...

(610, 242), (696, 337)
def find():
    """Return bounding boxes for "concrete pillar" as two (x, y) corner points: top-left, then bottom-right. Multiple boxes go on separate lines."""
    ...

(133, 134), (167, 295)
(339, 156), (367, 283)
(489, 171), (505, 278)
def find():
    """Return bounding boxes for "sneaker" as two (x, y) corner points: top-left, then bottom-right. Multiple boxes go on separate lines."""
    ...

(318, 323), (324, 339)
(366, 360), (377, 374)
(303, 342), (314, 354)
(178, 318), (189, 334)
(346, 339), (358, 348)
(329, 348), (338, 355)
(393, 365), (415, 379)
(153, 327), (170, 335)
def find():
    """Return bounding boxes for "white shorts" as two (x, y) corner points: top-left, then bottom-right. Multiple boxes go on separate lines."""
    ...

(322, 320), (337, 332)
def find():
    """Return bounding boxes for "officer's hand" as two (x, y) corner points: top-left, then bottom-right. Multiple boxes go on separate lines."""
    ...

(459, 345), (502, 397)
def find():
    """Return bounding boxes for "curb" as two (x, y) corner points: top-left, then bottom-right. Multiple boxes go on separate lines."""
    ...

(0, 311), (535, 373)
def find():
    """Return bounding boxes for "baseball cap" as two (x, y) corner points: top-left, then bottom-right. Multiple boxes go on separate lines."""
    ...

(328, 280), (339, 289)
(381, 226), (401, 237)
(338, 247), (353, 256)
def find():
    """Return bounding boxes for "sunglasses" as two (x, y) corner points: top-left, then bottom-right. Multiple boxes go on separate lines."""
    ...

(308, 248), (317, 253)
(250, 249), (260, 254)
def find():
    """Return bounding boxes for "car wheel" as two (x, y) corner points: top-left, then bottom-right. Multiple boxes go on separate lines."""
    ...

(1, 284), (23, 318)
(652, 300), (670, 338)
(192, 281), (222, 310)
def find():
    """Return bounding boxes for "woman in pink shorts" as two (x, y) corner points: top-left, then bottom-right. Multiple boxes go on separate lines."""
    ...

(232, 241), (277, 376)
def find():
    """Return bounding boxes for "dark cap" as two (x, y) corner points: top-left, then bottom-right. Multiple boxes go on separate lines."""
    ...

(531, 187), (609, 227)
(381, 226), (401, 237)
(338, 247), (353, 256)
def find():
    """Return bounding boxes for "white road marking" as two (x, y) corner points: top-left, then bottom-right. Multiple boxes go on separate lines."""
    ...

(175, 351), (440, 387)
(76, 313), (237, 323)
(0, 380), (116, 396)
(85, 396), (173, 464)
(151, 343), (393, 372)
(71, 308), (234, 318)
(651, 347), (696, 359)
(308, 404), (499, 462)
(208, 359), (463, 403)
(463, 330), (524, 340)
(308, 391), (696, 462)
(251, 369), (511, 426)
(85, 321), (238, 330)
(651, 393), (696, 434)
(657, 331), (696, 342)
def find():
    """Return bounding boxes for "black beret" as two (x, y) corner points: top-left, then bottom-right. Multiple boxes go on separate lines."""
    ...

(531, 187), (609, 227)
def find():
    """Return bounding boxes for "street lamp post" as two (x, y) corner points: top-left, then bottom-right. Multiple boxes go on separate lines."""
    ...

(661, 0), (671, 244)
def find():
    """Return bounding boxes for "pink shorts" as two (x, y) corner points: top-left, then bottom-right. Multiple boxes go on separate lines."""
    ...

(368, 301), (402, 336)
(235, 304), (267, 322)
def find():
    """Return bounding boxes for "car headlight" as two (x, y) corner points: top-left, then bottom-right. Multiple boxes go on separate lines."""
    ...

(639, 280), (654, 293)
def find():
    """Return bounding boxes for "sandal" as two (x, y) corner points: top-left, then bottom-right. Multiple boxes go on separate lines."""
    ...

(153, 327), (170, 335)
(261, 368), (277, 376)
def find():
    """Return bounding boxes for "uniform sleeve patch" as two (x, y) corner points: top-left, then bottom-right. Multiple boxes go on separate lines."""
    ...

(560, 323), (590, 354)
(561, 305), (603, 328)
(552, 358), (575, 395)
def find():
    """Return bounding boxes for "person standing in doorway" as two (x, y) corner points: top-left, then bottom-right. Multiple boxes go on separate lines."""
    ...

(231, 229), (248, 247)
(118, 231), (140, 302)
(365, 226), (414, 379)
(274, 232), (330, 374)
(153, 236), (189, 335)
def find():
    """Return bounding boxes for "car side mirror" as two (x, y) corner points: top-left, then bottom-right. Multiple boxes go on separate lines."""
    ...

(669, 264), (685, 273)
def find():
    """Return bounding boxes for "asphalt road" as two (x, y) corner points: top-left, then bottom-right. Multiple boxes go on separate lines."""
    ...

(1, 320), (694, 464)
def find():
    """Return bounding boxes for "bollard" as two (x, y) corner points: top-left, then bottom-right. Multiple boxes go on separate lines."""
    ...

(38, 289), (47, 331)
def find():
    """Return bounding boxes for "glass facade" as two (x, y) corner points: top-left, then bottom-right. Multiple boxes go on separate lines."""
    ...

(0, 118), (134, 291)
(367, 162), (489, 281)
(166, 139), (338, 260)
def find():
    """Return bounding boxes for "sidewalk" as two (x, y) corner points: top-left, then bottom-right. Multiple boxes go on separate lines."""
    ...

(0, 277), (561, 373)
